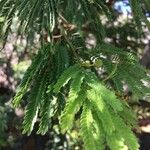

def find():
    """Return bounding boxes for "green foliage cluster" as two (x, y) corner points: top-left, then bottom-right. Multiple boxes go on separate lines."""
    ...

(1, 0), (150, 149)
(55, 64), (139, 150)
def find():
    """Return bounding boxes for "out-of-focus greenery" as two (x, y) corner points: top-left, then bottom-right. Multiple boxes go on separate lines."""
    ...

(13, 60), (31, 81)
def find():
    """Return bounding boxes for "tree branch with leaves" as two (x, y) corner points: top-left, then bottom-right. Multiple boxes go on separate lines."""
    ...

(1, 0), (150, 149)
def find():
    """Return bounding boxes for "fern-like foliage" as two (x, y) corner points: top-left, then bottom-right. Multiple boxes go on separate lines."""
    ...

(12, 43), (71, 135)
(90, 43), (150, 97)
(0, 0), (57, 40)
(60, 72), (85, 132)
(13, 50), (142, 147)
(23, 70), (46, 135)
(53, 64), (81, 93)
(1, 0), (150, 149)
(129, 0), (150, 31)
(13, 44), (51, 107)
(53, 65), (140, 150)
(80, 105), (103, 150)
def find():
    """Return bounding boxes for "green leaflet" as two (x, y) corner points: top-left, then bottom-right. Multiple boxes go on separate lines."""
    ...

(60, 89), (86, 133)
(22, 69), (49, 135)
(47, 0), (56, 32)
(95, 0), (112, 19)
(129, 0), (150, 31)
(63, 0), (77, 22)
(116, 64), (150, 97)
(119, 102), (137, 128)
(87, 88), (115, 135)
(92, 111), (105, 150)
(13, 45), (50, 107)
(21, 45), (54, 135)
(37, 95), (56, 135)
(80, 105), (100, 150)
(37, 97), (51, 135)
(60, 90), (86, 133)
(24, 0), (44, 31)
(80, 0), (106, 41)
(60, 72), (85, 132)
(70, 72), (85, 94)
(37, 67), (55, 135)
(86, 72), (123, 112)
(13, 50), (42, 107)
(54, 45), (70, 78)
(111, 113), (139, 150)
(107, 132), (128, 150)
(53, 64), (81, 93)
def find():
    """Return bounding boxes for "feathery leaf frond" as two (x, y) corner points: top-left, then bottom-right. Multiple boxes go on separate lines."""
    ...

(1, 0), (150, 149)
(53, 64), (81, 93)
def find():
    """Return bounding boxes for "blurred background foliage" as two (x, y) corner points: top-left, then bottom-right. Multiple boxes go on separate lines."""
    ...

(0, 0), (150, 149)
